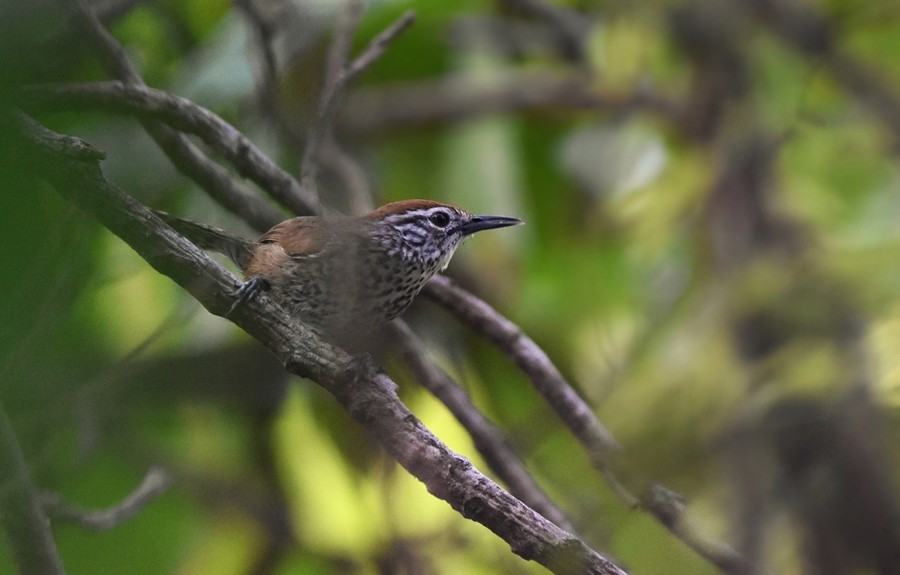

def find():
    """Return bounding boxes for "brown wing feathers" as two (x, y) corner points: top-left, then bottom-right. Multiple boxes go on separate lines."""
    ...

(257, 217), (325, 257)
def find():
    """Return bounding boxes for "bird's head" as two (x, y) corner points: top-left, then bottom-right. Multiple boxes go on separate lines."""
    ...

(367, 200), (523, 271)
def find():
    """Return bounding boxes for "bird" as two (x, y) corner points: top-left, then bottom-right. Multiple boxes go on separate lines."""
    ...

(160, 200), (522, 336)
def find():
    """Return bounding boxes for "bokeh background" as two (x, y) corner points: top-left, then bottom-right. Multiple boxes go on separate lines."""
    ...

(3, 0), (900, 573)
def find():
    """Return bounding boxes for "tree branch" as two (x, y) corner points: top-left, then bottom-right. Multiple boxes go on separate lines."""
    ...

(22, 75), (766, 575)
(24, 81), (314, 223)
(0, 400), (65, 575)
(424, 276), (770, 575)
(424, 276), (620, 461)
(63, 0), (318, 223)
(15, 111), (628, 575)
(41, 467), (172, 531)
(341, 71), (682, 134)
(300, 5), (416, 200)
(234, 0), (310, 155)
(389, 321), (576, 533)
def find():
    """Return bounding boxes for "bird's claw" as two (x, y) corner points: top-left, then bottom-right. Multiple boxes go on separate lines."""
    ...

(227, 276), (268, 318)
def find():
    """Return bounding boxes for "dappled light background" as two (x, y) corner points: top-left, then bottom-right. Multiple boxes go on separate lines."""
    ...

(3, 0), (900, 574)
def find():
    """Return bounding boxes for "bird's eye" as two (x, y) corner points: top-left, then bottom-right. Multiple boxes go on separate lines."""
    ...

(428, 211), (451, 228)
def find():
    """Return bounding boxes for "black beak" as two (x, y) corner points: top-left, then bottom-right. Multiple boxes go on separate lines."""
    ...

(454, 215), (523, 236)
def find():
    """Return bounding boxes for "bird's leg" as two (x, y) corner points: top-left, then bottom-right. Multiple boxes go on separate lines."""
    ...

(227, 276), (270, 317)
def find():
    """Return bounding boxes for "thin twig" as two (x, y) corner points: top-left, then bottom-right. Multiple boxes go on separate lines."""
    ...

(389, 321), (576, 533)
(63, 0), (316, 223)
(300, 7), (417, 198)
(326, 0), (366, 91)
(66, 0), (139, 83)
(300, 0), (366, 201)
(423, 275), (771, 575)
(0, 400), (65, 575)
(234, 0), (280, 104)
(25, 81), (317, 223)
(344, 10), (417, 81)
(233, 0), (308, 152)
(41, 467), (173, 531)
(424, 276), (621, 460)
(642, 485), (766, 575)
(306, 0), (374, 212)
(18, 112), (629, 575)
(341, 71), (682, 134)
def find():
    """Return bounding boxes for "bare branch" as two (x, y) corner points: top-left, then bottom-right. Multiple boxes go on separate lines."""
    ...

(423, 276), (771, 575)
(389, 321), (576, 533)
(20, 75), (767, 575)
(300, 0), (373, 212)
(424, 276), (620, 460)
(65, 0), (139, 83)
(62, 0), (316, 224)
(643, 485), (766, 575)
(16, 112), (628, 575)
(344, 10), (417, 82)
(342, 72), (682, 134)
(234, 0), (280, 103)
(299, 0), (365, 201)
(233, 0), (308, 151)
(24, 81), (317, 224)
(326, 0), (366, 91)
(41, 467), (173, 531)
(300, 7), (416, 198)
(0, 400), (65, 575)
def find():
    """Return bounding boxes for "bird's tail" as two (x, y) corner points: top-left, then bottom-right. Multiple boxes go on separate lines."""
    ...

(154, 210), (255, 271)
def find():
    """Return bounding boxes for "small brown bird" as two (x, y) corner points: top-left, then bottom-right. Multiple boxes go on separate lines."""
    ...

(162, 200), (522, 335)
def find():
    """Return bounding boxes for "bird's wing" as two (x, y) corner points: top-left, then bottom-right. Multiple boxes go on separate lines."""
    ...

(257, 217), (327, 258)
(243, 217), (327, 280)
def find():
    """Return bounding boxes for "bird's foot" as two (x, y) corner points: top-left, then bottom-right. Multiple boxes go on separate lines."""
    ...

(227, 276), (269, 318)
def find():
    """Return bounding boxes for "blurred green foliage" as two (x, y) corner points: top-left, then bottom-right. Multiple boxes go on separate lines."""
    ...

(4, 0), (900, 574)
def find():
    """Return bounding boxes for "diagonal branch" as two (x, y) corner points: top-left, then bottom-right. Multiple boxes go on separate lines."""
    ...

(424, 276), (621, 462)
(24, 81), (312, 225)
(41, 467), (172, 531)
(0, 399), (65, 575)
(424, 276), (769, 575)
(62, 0), (318, 223)
(232, 0), (290, 141)
(300, 5), (416, 200)
(16, 111), (628, 575)
(343, 10), (418, 81)
(20, 75), (764, 574)
(341, 72), (683, 134)
(389, 321), (576, 533)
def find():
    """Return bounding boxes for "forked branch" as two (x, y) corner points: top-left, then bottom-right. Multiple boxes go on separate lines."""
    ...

(16, 112), (628, 575)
